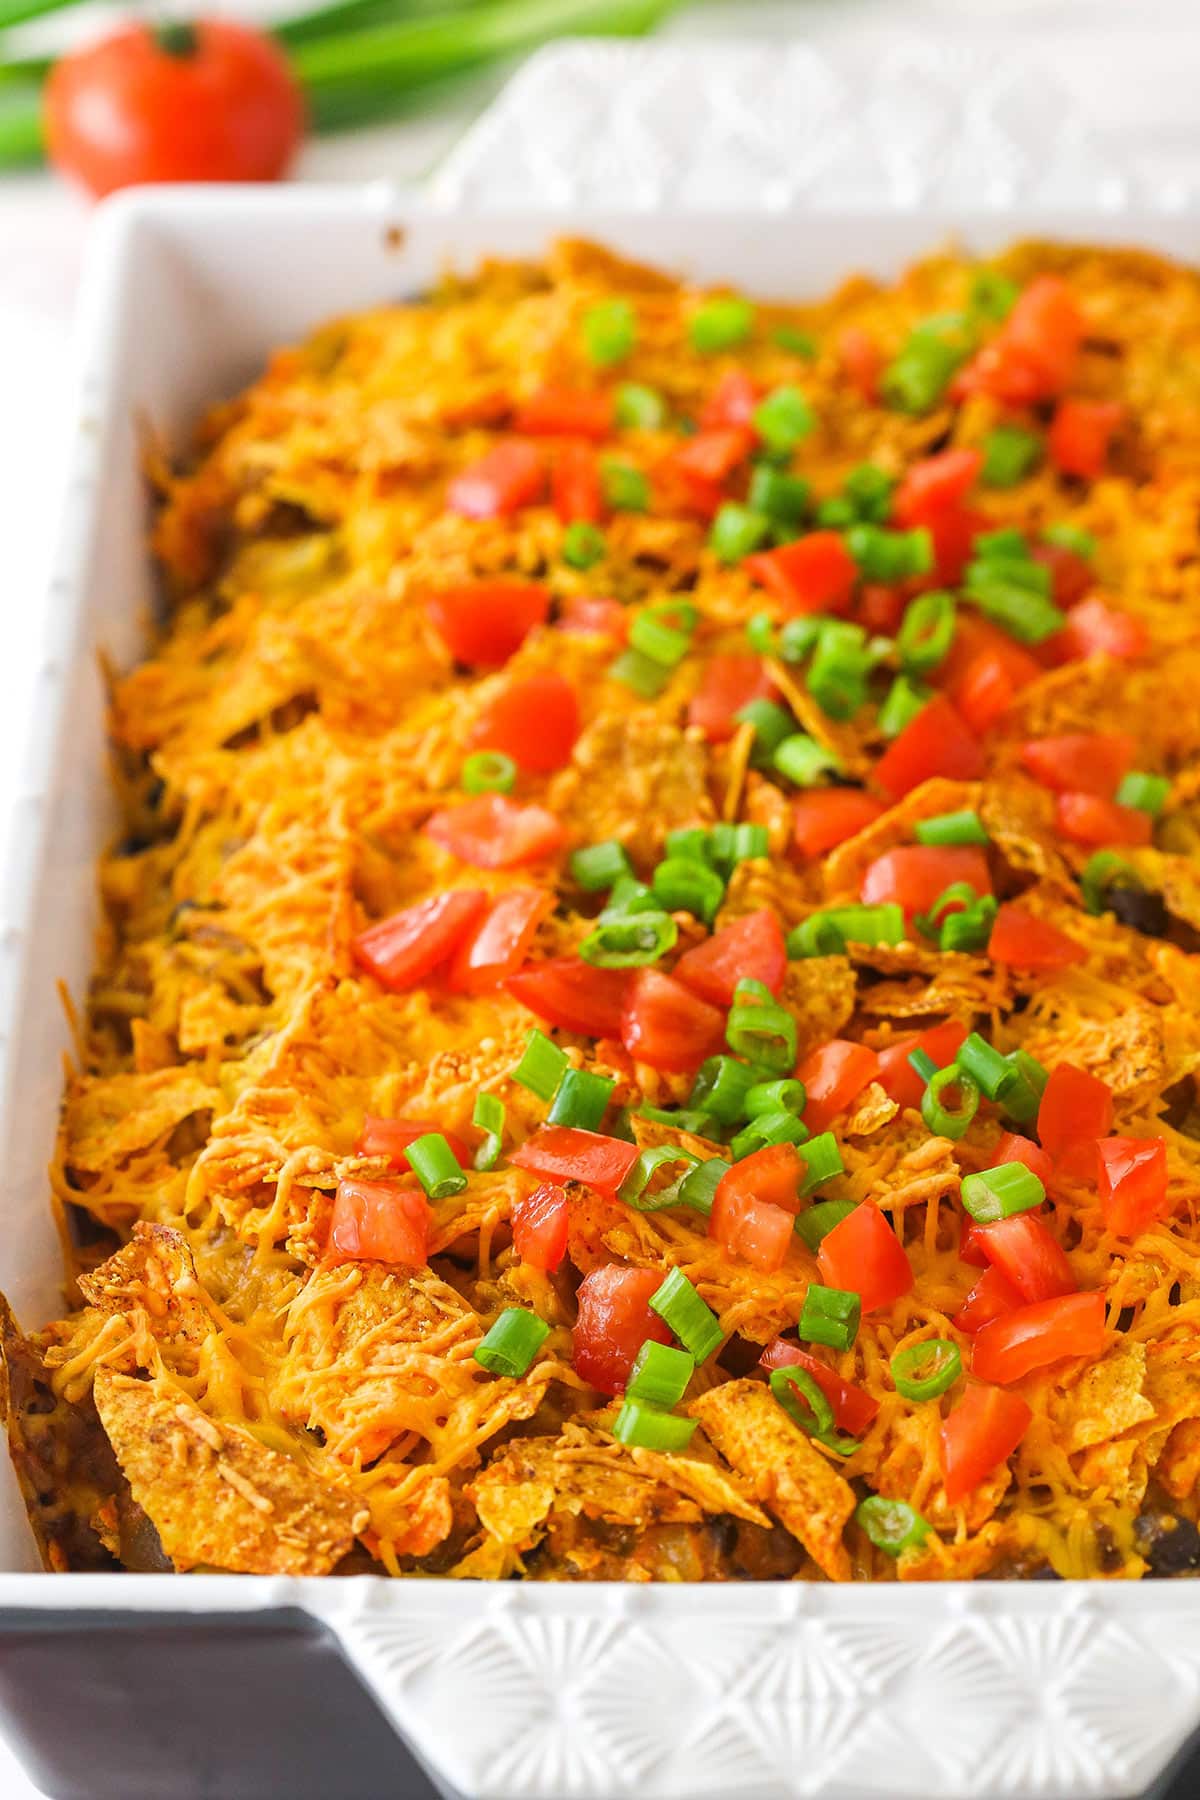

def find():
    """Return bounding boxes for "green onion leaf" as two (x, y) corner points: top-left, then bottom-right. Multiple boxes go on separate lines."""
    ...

(651, 856), (725, 924)
(729, 1110), (810, 1160)
(630, 610), (692, 667)
(615, 382), (668, 430)
(726, 978), (797, 1074)
(579, 910), (678, 967)
(583, 298), (636, 367)
(920, 1065), (980, 1140)
(772, 324), (818, 358)
(745, 1077), (806, 1119)
(968, 268), (1019, 323)
(650, 1267), (724, 1361)
(778, 614), (829, 662)
(788, 904), (904, 958)
(690, 1055), (760, 1125)
(609, 646), (671, 698)
(752, 384), (815, 454)
(547, 1066), (615, 1132)
(843, 463), (895, 523)
(474, 1307), (550, 1378)
(689, 296), (755, 353)
(512, 1029), (568, 1101)
(890, 1338), (962, 1402)
(981, 424), (1042, 488)
(461, 750), (517, 795)
(625, 1339), (695, 1408)
(472, 1092), (505, 1172)
(897, 590), (956, 676)
(1080, 850), (1144, 916)
(562, 520), (607, 570)
(611, 1398), (697, 1452)
(748, 465), (811, 527)
(881, 314), (974, 415)
(799, 1282), (861, 1352)
(1116, 771), (1170, 816)
(1042, 521), (1096, 559)
(746, 611), (778, 655)
(877, 675), (930, 740)
(855, 1493), (932, 1555)
(845, 523), (933, 583)
(798, 1131), (844, 1194)
(794, 1196), (856, 1250)
(956, 1032), (1018, 1102)
(961, 1160), (1045, 1223)
(619, 1144), (702, 1210)
(570, 839), (633, 892)
(773, 732), (843, 787)
(710, 502), (770, 564)
(807, 621), (872, 721)
(405, 1131), (468, 1200)
(914, 809), (989, 847)
(602, 458), (650, 513)
(736, 697), (795, 764)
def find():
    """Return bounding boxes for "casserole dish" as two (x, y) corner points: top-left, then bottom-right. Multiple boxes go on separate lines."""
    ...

(4, 185), (1200, 1799)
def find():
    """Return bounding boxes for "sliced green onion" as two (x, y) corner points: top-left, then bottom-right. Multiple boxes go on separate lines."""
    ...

(846, 523), (933, 583)
(921, 1065), (980, 1140)
(1116, 771), (1170, 816)
(583, 298), (636, 367)
(474, 1307), (550, 1378)
(914, 809), (989, 847)
(975, 527), (1031, 562)
(913, 881), (981, 942)
(710, 502), (770, 564)
(769, 1363), (833, 1436)
(1002, 1050), (1048, 1126)
(671, 1157), (731, 1218)
(615, 382), (667, 430)
(746, 611), (778, 655)
(855, 1494), (931, 1556)
(798, 1131), (844, 1194)
(619, 1144), (701, 1210)
(602, 459), (650, 513)
(612, 1398), (697, 1452)
(778, 614), (829, 662)
(774, 732), (842, 787)
(956, 1032), (1017, 1102)
(968, 268), (1019, 322)
(730, 1110), (810, 1160)
(877, 676), (930, 740)
(981, 425), (1042, 488)
(548, 1066), (615, 1132)
(1042, 521), (1096, 559)
(665, 826), (714, 865)
(748, 465), (811, 527)
(473, 1092), (505, 1172)
(570, 839), (633, 892)
(753, 385), (815, 454)
(579, 910), (678, 967)
(736, 697), (795, 763)
(513, 1029), (568, 1100)
(1081, 850), (1143, 915)
(562, 520), (607, 570)
(940, 898), (996, 954)
(706, 822), (738, 872)
(772, 324), (817, 358)
(650, 1267), (723, 1362)
(807, 621), (871, 721)
(907, 1047), (939, 1086)
(601, 875), (657, 920)
(691, 1055), (759, 1125)
(729, 822), (769, 865)
(788, 904), (905, 958)
(609, 647), (671, 698)
(745, 1077), (806, 1118)
(881, 315), (973, 414)
(816, 495), (857, 529)
(897, 590), (956, 676)
(626, 1340), (695, 1408)
(890, 1338), (962, 1402)
(634, 1103), (715, 1135)
(964, 558), (1064, 644)
(843, 463), (895, 523)
(961, 1161), (1045, 1224)
(406, 1131), (468, 1200)
(689, 296), (754, 353)
(651, 856), (725, 924)
(630, 610), (692, 667)
(794, 1197), (856, 1250)
(726, 980), (797, 1074)
(461, 749), (517, 795)
(799, 1282), (861, 1351)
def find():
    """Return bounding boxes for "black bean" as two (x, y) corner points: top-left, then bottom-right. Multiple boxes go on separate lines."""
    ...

(1106, 885), (1169, 937)
(1134, 1510), (1200, 1575)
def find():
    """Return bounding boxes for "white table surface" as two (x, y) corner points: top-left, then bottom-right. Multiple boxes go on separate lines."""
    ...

(1, 2), (1199, 1795)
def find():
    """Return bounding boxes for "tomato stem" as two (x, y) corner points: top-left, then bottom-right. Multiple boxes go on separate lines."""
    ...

(154, 21), (199, 57)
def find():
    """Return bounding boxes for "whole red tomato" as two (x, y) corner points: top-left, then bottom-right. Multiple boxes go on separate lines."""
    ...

(44, 20), (305, 198)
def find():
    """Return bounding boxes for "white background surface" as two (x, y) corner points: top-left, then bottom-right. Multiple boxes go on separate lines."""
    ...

(0, 3), (1199, 1795)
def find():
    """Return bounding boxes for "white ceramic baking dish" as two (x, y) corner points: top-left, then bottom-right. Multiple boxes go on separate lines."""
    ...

(4, 185), (1200, 1800)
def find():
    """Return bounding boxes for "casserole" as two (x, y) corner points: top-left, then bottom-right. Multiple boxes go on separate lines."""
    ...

(4, 186), (1200, 1798)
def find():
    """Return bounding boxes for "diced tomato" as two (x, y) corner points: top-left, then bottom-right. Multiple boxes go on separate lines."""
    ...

(557, 594), (628, 641)
(988, 902), (1085, 971)
(952, 1263), (1024, 1333)
(1031, 542), (1093, 609)
(714, 1144), (804, 1215)
(510, 1126), (640, 1196)
(353, 889), (488, 991)
(958, 1216), (990, 1269)
(470, 671), (580, 776)
(993, 1132), (1054, 1187)
(1038, 1062), (1113, 1178)
(426, 795), (565, 869)
(874, 695), (985, 799)
(745, 532), (859, 617)
(1052, 597), (1148, 663)
(941, 612), (1041, 700)
(512, 387), (613, 439)
(511, 1181), (570, 1272)
(552, 442), (604, 522)
(971, 1290), (1106, 1385)
(709, 1186), (795, 1273)
(1020, 732), (1135, 798)
(857, 582), (905, 636)
(977, 1212), (1076, 1304)
(860, 844), (991, 919)
(957, 276), (1083, 406)
(507, 956), (630, 1038)
(674, 909), (787, 1009)
(941, 1383), (1032, 1503)
(1055, 791), (1152, 848)
(620, 968), (726, 1073)
(448, 439), (545, 518)
(760, 1338), (881, 1436)
(893, 448), (983, 527)
(447, 887), (552, 993)
(817, 1201), (913, 1313)
(675, 426), (756, 487)
(792, 788), (886, 859)
(700, 368), (761, 429)
(924, 503), (989, 587)
(426, 580), (550, 670)
(687, 653), (774, 743)
(838, 326), (884, 404)
(953, 651), (1021, 735)
(798, 1040), (882, 1134)
(876, 1019), (968, 1111)
(1048, 398), (1122, 480)
(1097, 1136), (1169, 1239)
(328, 1178), (429, 1267)
(572, 1264), (673, 1395)
(355, 1116), (472, 1172)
